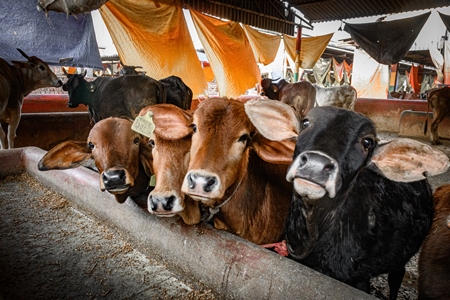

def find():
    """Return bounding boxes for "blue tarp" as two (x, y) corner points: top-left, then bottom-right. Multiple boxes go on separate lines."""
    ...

(0, 1), (103, 69)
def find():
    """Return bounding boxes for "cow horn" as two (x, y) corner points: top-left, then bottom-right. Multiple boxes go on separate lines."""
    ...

(17, 48), (31, 60)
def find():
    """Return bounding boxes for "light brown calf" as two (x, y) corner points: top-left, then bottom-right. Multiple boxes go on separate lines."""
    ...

(138, 104), (201, 225)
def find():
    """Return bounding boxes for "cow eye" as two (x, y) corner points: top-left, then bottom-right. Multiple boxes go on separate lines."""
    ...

(301, 119), (310, 130)
(148, 139), (155, 148)
(238, 134), (249, 143)
(39, 65), (45, 71)
(87, 142), (94, 150)
(133, 137), (140, 145)
(362, 138), (374, 150)
(192, 124), (197, 133)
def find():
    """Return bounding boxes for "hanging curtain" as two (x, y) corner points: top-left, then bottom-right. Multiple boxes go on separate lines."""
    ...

(243, 25), (281, 66)
(313, 58), (332, 86)
(99, 0), (207, 97)
(344, 12), (431, 65)
(445, 41), (450, 85)
(343, 61), (353, 85)
(352, 48), (389, 98)
(189, 8), (261, 98)
(429, 42), (445, 83)
(439, 12), (450, 32)
(409, 65), (420, 94)
(332, 58), (344, 86)
(283, 33), (333, 69)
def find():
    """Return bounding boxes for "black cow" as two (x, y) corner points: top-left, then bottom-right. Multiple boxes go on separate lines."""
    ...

(159, 76), (193, 110)
(62, 70), (166, 123)
(260, 78), (316, 118)
(245, 99), (449, 300)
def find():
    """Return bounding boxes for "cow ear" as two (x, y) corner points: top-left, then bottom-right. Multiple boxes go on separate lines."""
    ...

(140, 104), (193, 140)
(245, 98), (299, 141)
(371, 138), (450, 182)
(252, 134), (295, 164)
(139, 142), (154, 177)
(38, 141), (92, 171)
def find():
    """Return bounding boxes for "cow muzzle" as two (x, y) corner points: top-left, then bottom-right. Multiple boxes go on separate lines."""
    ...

(182, 170), (221, 203)
(147, 192), (183, 217)
(286, 151), (339, 200)
(100, 169), (130, 194)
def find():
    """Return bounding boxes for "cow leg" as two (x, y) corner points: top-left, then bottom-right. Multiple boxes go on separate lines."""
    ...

(0, 125), (6, 149)
(387, 266), (405, 300)
(430, 112), (446, 145)
(7, 112), (21, 149)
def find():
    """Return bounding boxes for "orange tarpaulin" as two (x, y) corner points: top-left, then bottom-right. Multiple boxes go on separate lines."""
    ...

(283, 33), (333, 70)
(409, 65), (420, 94)
(189, 8), (261, 98)
(243, 25), (281, 66)
(99, 0), (207, 97)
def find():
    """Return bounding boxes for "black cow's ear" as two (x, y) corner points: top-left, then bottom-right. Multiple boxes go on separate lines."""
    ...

(371, 138), (449, 182)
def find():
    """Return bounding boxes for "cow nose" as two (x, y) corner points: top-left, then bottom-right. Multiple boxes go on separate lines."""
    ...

(62, 84), (68, 91)
(297, 152), (337, 181)
(148, 195), (175, 212)
(57, 79), (63, 86)
(186, 172), (218, 193)
(102, 169), (127, 188)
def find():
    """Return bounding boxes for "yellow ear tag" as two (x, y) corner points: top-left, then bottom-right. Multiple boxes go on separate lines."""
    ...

(149, 175), (156, 187)
(132, 111), (155, 137)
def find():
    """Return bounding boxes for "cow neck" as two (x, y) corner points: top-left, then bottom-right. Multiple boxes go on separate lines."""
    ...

(19, 67), (34, 97)
(201, 173), (245, 223)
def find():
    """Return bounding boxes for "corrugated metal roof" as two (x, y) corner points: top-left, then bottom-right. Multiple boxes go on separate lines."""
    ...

(184, 0), (299, 35)
(289, 0), (450, 23)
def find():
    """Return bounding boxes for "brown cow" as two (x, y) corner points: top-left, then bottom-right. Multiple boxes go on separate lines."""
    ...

(137, 104), (201, 225)
(0, 49), (62, 149)
(38, 117), (153, 204)
(419, 184), (450, 300)
(181, 97), (295, 244)
(260, 78), (316, 118)
(424, 86), (450, 145)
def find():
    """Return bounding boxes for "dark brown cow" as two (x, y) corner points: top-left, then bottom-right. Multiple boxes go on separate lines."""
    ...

(181, 97), (295, 244)
(0, 49), (62, 149)
(137, 104), (201, 225)
(424, 86), (450, 145)
(419, 184), (450, 300)
(389, 91), (421, 100)
(260, 78), (316, 118)
(38, 117), (153, 204)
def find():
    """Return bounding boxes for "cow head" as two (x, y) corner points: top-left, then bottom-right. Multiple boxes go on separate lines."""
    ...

(260, 78), (280, 99)
(245, 99), (449, 202)
(38, 117), (153, 203)
(62, 69), (93, 108)
(137, 104), (201, 225)
(181, 98), (295, 209)
(12, 48), (62, 90)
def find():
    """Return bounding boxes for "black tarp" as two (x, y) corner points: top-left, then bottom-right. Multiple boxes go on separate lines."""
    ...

(439, 12), (450, 33)
(344, 12), (431, 65)
(0, 1), (102, 69)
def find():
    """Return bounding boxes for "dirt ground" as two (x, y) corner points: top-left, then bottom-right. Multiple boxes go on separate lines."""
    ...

(0, 173), (216, 300)
(0, 132), (449, 300)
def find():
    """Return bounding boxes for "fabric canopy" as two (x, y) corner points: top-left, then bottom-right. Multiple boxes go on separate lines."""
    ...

(99, 0), (207, 97)
(439, 12), (450, 33)
(190, 8), (261, 98)
(283, 33), (333, 70)
(0, 0), (102, 69)
(243, 25), (281, 66)
(344, 12), (430, 65)
(352, 48), (389, 98)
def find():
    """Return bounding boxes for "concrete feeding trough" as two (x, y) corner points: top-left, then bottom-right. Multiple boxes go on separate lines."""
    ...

(0, 147), (374, 299)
